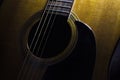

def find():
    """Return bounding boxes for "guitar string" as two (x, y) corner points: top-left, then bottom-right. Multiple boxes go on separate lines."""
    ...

(25, 0), (56, 79)
(35, 1), (61, 57)
(17, 0), (72, 79)
(29, 1), (50, 50)
(36, 0), (73, 58)
(17, 0), (53, 80)
(31, 0), (55, 54)
(38, 0), (69, 58)
(31, 0), (73, 53)
(20, 0), (59, 78)
(17, 48), (29, 80)
(33, 1), (65, 79)
(35, 0), (73, 79)
(29, 0), (60, 80)
(31, 0), (72, 78)
(33, 0), (73, 79)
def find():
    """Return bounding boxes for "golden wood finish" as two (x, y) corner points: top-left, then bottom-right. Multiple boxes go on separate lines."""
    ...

(73, 0), (120, 80)
(0, 0), (120, 80)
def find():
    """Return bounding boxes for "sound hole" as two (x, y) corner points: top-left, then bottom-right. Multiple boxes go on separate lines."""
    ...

(28, 14), (71, 58)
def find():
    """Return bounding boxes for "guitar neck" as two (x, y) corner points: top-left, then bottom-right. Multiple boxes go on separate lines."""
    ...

(46, 0), (74, 16)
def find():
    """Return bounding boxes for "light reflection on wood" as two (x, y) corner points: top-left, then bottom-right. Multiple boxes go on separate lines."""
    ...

(72, 0), (120, 80)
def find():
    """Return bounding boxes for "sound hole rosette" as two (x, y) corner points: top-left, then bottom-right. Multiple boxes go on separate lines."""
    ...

(22, 11), (78, 65)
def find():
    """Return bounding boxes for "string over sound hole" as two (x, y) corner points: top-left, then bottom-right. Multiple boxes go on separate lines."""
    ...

(28, 14), (71, 58)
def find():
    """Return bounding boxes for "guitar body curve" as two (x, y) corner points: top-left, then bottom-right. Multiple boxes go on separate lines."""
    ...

(73, 0), (120, 80)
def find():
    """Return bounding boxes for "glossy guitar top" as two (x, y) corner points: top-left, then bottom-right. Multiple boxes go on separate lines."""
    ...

(73, 0), (120, 80)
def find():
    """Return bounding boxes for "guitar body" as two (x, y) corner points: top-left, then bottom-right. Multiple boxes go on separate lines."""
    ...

(0, 0), (120, 80)
(0, 0), (96, 80)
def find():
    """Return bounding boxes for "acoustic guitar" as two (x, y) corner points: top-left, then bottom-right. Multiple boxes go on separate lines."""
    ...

(0, 0), (120, 80)
(0, 0), (96, 80)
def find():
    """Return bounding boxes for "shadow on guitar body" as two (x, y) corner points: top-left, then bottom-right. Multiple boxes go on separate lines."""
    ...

(42, 21), (96, 80)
